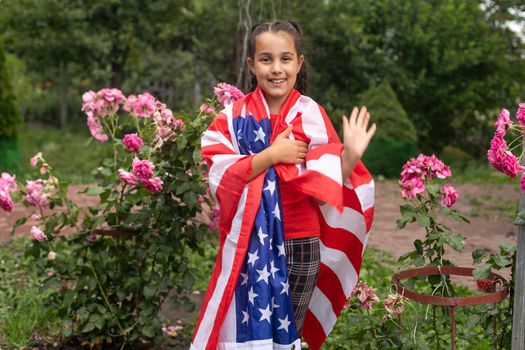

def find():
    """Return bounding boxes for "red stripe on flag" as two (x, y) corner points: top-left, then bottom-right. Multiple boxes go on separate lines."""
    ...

(321, 226), (365, 275)
(207, 112), (233, 144)
(303, 310), (327, 350)
(316, 264), (347, 312)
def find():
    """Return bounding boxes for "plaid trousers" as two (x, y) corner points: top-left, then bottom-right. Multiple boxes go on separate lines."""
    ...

(285, 236), (321, 336)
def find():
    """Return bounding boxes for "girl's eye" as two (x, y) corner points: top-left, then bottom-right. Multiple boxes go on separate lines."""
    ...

(261, 57), (271, 63)
(282, 56), (291, 62)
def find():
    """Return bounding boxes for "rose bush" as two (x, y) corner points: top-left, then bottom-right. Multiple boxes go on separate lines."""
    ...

(0, 83), (244, 348)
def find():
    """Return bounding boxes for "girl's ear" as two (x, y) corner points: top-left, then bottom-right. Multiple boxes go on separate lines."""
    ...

(247, 57), (255, 75)
(297, 54), (304, 73)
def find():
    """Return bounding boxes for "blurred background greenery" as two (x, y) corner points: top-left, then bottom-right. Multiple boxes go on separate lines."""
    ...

(0, 0), (524, 180)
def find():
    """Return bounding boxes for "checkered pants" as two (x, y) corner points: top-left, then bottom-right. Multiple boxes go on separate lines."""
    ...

(285, 236), (321, 336)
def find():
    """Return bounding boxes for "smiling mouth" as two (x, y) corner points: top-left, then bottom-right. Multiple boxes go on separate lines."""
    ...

(268, 78), (286, 84)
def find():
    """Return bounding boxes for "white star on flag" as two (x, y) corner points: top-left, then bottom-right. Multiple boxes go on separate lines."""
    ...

(280, 280), (290, 295)
(258, 304), (272, 323)
(271, 296), (280, 310)
(248, 287), (258, 305)
(277, 243), (285, 257)
(256, 265), (271, 284)
(278, 315), (291, 333)
(247, 249), (260, 266)
(257, 227), (268, 245)
(272, 203), (281, 220)
(263, 180), (276, 196)
(241, 272), (248, 286)
(270, 260), (280, 278)
(253, 127), (266, 143)
(242, 309), (249, 324)
(237, 129), (243, 140)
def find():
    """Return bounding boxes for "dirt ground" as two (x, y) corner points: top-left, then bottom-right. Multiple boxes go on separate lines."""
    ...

(1, 180), (519, 268)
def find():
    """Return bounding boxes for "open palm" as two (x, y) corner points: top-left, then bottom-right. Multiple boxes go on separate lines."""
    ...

(342, 106), (376, 161)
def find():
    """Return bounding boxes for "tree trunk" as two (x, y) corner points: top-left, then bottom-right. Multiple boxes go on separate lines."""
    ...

(110, 61), (125, 89)
(58, 61), (68, 129)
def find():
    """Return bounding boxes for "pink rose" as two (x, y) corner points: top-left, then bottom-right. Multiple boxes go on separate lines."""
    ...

(123, 95), (137, 113)
(487, 135), (506, 170)
(123, 133), (144, 153)
(118, 169), (139, 186)
(213, 83), (245, 105)
(400, 178), (425, 199)
(521, 173), (525, 193)
(87, 115), (108, 142)
(132, 92), (157, 118)
(25, 180), (50, 207)
(31, 213), (41, 222)
(426, 155), (451, 179)
(441, 184), (459, 207)
(517, 103), (525, 126)
(500, 151), (521, 178)
(0, 172), (17, 193)
(30, 152), (43, 167)
(97, 88), (125, 117)
(0, 189), (14, 212)
(131, 157), (155, 180)
(382, 294), (407, 322)
(351, 282), (380, 310)
(31, 226), (47, 241)
(141, 177), (163, 192)
(81, 90), (102, 119)
(494, 108), (512, 137)
(199, 103), (216, 115)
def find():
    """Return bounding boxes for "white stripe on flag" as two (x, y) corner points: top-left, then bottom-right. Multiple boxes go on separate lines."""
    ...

(320, 205), (367, 245)
(192, 186), (248, 349)
(319, 241), (359, 297)
(217, 338), (302, 350)
(219, 294), (237, 343)
(208, 154), (246, 199)
(306, 153), (342, 185)
(202, 130), (236, 152)
(293, 97), (328, 148)
(308, 287), (337, 336)
(354, 180), (375, 211)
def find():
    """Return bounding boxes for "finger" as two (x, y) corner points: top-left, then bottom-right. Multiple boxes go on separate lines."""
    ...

(297, 146), (309, 153)
(361, 112), (370, 129)
(297, 152), (307, 159)
(297, 158), (305, 164)
(349, 107), (358, 127)
(367, 123), (377, 139)
(357, 106), (367, 126)
(279, 125), (294, 138)
(293, 140), (308, 148)
(341, 115), (349, 132)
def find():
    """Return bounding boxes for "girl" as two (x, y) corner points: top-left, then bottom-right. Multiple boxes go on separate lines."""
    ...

(193, 21), (376, 350)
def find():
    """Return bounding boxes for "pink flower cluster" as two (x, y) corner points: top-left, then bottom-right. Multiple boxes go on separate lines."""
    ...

(82, 89), (126, 142)
(199, 103), (216, 115)
(487, 107), (525, 185)
(0, 172), (17, 212)
(124, 93), (156, 118)
(153, 102), (184, 144)
(207, 206), (220, 231)
(399, 154), (458, 207)
(351, 282), (380, 310)
(213, 83), (245, 106)
(382, 294), (407, 322)
(31, 226), (46, 241)
(118, 157), (163, 193)
(25, 179), (50, 207)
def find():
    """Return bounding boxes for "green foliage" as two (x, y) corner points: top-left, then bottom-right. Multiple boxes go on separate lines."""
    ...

(3, 90), (218, 348)
(0, 42), (20, 137)
(0, 135), (19, 172)
(362, 138), (419, 178)
(360, 80), (417, 142)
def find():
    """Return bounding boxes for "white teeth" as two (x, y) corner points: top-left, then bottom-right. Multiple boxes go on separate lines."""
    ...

(270, 79), (285, 84)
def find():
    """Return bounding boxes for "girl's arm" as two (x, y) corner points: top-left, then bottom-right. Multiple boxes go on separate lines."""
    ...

(247, 125), (308, 181)
(341, 106), (376, 180)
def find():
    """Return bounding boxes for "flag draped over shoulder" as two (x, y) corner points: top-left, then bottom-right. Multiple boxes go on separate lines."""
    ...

(192, 86), (375, 350)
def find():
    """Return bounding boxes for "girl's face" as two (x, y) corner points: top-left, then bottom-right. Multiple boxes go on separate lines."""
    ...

(248, 31), (304, 112)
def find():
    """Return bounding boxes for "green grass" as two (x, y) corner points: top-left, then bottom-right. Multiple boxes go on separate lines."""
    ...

(0, 237), (61, 349)
(16, 123), (112, 183)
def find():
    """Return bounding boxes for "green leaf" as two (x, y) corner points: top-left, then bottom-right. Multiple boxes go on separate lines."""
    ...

(446, 232), (465, 252)
(143, 285), (156, 298)
(141, 325), (156, 338)
(493, 254), (510, 268)
(416, 215), (431, 227)
(414, 255), (425, 267)
(85, 185), (105, 196)
(514, 209), (525, 225)
(472, 249), (487, 264)
(426, 183), (439, 197)
(499, 241), (517, 255)
(81, 321), (95, 333)
(400, 204), (417, 215)
(10, 216), (27, 235)
(473, 264), (491, 280)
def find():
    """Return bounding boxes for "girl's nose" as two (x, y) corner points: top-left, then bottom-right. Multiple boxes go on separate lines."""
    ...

(271, 62), (282, 74)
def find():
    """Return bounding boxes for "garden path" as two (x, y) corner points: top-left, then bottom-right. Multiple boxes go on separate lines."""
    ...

(0, 180), (519, 277)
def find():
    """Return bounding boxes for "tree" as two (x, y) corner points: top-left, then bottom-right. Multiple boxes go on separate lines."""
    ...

(0, 42), (21, 171)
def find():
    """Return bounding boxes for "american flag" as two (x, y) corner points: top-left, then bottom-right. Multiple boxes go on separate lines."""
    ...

(192, 87), (374, 349)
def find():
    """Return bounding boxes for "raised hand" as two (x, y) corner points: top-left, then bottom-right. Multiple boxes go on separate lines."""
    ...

(270, 125), (308, 164)
(342, 106), (376, 162)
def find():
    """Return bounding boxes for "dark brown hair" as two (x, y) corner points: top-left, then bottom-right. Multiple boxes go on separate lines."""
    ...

(248, 20), (308, 95)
